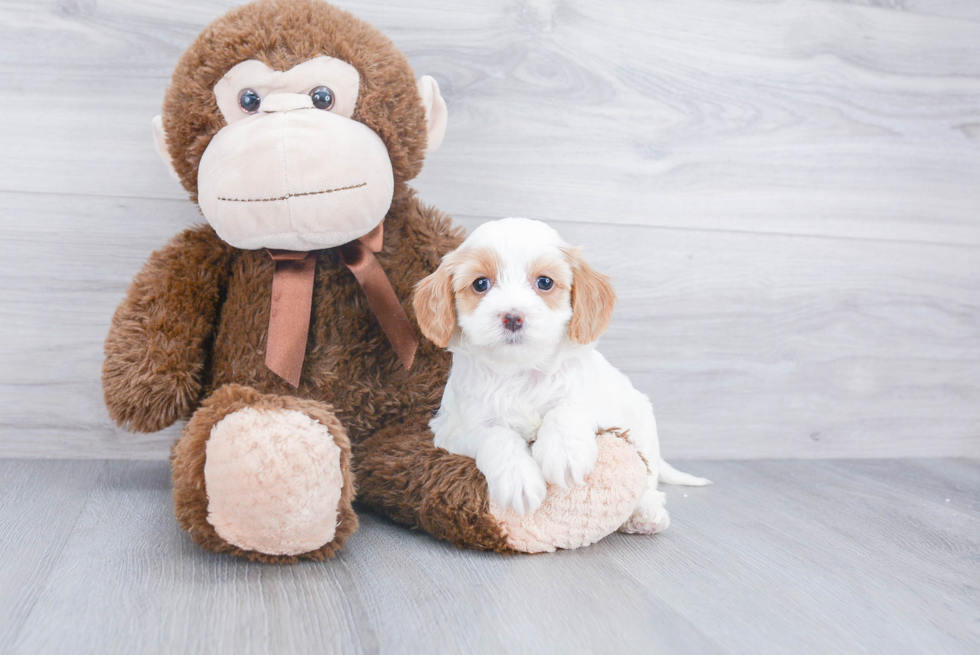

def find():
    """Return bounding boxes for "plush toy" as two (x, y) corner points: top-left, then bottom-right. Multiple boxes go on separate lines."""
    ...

(102, 0), (647, 562)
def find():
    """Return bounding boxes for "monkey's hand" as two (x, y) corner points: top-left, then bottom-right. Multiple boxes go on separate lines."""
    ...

(102, 225), (234, 433)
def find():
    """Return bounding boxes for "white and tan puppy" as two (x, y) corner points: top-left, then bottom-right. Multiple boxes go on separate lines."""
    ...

(414, 218), (709, 534)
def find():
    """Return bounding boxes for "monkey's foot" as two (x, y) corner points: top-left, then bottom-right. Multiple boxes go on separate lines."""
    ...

(204, 406), (345, 555)
(172, 385), (357, 562)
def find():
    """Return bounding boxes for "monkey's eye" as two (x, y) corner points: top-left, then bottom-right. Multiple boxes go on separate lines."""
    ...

(238, 88), (261, 114)
(536, 276), (554, 291)
(472, 277), (491, 293)
(309, 86), (335, 110)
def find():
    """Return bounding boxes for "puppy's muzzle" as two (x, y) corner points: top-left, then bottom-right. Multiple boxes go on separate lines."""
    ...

(501, 311), (525, 332)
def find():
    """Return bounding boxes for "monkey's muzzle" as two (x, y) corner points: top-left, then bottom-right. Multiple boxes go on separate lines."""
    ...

(197, 108), (395, 251)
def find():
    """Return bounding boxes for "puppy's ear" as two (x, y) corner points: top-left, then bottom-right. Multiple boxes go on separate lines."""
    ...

(413, 257), (457, 348)
(566, 247), (617, 344)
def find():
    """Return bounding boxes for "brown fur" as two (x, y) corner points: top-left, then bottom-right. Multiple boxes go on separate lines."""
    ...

(103, 227), (237, 432)
(451, 247), (500, 315)
(354, 420), (511, 552)
(104, 0), (516, 559)
(453, 285), (483, 317)
(450, 248), (500, 292)
(528, 253), (572, 311)
(566, 247), (617, 344)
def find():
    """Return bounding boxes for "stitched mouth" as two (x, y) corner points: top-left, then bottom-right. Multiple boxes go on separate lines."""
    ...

(217, 182), (367, 203)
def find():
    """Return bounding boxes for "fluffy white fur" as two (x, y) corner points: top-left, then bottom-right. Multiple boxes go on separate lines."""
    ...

(418, 218), (709, 534)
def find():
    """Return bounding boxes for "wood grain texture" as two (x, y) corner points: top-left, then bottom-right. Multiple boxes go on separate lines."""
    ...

(0, 460), (105, 653)
(2, 458), (977, 654)
(8, 460), (378, 655)
(1, 0), (979, 243)
(0, 0), (978, 458)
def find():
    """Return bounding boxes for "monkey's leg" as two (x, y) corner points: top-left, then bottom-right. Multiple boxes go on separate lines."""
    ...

(354, 422), (647, 553)
(171, 384), (357, 563)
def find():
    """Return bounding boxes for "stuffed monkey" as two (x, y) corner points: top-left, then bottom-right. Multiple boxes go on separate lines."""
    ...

(102, 0), (647, 562)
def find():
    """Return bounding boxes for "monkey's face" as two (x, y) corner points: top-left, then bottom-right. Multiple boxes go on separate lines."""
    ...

(192, 57), (394, 251)
(153, 16), (448, 253)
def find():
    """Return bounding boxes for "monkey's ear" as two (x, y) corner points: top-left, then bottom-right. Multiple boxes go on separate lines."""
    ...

(151, 115), (181, 182)
(417, 76), (448, 153)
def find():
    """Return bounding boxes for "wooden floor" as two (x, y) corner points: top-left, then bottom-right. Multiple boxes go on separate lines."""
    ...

(1, 457), (977, 654)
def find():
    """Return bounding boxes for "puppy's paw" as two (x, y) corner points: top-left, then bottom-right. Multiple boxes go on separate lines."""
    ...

(619, 506), (670, 535)
(619, 489), (670, 535)
(484, 455), (547, 516)
(532, 424), (599, 488)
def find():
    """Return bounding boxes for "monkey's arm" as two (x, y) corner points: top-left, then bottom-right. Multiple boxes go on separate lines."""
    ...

(102, 225), (235, 433)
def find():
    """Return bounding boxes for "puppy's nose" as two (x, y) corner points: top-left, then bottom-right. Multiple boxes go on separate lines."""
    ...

(501, 311), (525, 332)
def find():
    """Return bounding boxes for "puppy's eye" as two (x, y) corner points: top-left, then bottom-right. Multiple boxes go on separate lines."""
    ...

(239, 89), (261, 114)
(472, 277), (491, 293)
(309, 86), (335, 110)
(536, 276), (554, 291)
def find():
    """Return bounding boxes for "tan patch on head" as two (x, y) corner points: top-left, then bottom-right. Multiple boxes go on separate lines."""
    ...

(527, 253), (572, 311)
(451, 248), (500, 316)
(564, 246), (617, 344)
(413, 247), (500, 346)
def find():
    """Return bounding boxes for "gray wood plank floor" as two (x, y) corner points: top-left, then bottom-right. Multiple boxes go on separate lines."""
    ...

(1, 458), (977, 654)
(0, 0), (978, 460)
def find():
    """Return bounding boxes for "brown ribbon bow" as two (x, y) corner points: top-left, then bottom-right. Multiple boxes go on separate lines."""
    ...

(265, 222), (418, 387)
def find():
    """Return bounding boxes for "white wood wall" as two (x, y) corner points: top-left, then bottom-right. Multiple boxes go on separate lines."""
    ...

(1, 0), (977, 459)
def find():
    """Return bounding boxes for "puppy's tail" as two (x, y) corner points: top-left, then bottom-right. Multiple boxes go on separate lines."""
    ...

(657, 458), (712, 486)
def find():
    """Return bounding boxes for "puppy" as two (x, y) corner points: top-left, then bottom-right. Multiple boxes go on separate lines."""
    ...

(414, 218), (709, 534)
